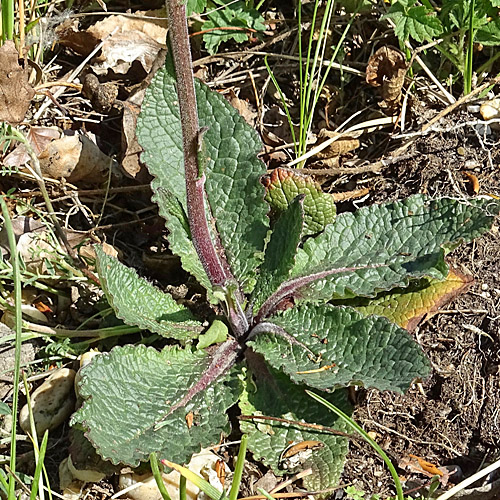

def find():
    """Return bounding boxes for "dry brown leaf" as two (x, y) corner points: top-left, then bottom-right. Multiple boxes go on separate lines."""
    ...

(366, 46), (407, 109)
(91, 31), (164, 76)
(0, 41), (35, 124)
(314, 129), (361, 159)
(121, 96), (146, 180)
(226, 90), (257, 126)
(4, 126), (61, 167)
(37, 134), (112, 183)
(56, 10), (167, 56)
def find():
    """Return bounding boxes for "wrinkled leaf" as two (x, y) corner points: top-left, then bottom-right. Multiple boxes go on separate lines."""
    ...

(137, 65), (269, 287)
(202, 1), (265, 54)
(249, 304), (430, 393)
(289, 195), (499, 302)
(264, 168), (336, 236)
(240, 358), (350, 491)
(383, 0), (443, 43)
(95, 246), (203, 340)
(72, 345), (240, 466)
(341, 268), (472, 331)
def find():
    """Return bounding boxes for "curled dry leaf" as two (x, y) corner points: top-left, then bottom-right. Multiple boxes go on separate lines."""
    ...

(366, 46), (407, 110)
(38, 134), (112, 183)
(0, 41), (35, 124)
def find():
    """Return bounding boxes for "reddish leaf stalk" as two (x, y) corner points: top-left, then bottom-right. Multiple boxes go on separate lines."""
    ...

(166, 0), (250, 337)
(165, 0), (229, 289)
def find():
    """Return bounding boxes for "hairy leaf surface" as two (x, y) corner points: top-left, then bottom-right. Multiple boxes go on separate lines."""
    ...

(290, 196), (499, 302)
(96, 247), (202, 340)
(240, 357), (350, 491)
(249, 304), (430, 392)
(72, 345), (240, 466)
(137, 67), (269, 286)
(251, 197), (304, 311)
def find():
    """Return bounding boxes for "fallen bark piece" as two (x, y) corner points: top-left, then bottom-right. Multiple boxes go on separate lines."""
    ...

(0, 41), (35, 124)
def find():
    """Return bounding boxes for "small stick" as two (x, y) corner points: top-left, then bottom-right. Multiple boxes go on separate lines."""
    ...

(238, 415), (354, 440)
(422, 73), (500, 132)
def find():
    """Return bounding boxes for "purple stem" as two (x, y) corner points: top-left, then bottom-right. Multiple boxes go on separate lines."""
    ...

(255, 263), (385, 323)
(165, 0), (228, 288)
(166, 0), (247, 336)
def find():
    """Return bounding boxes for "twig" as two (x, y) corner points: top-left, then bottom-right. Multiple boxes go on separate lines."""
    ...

(422, 73), (500, 132)
(299, 154), (413, 176)
(238, 415), (354, 440)
(194, 51), (365, 77)
(436, 456), (500, 500)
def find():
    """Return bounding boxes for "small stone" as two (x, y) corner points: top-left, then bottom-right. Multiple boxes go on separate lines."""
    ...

(20, 368), (76, 436)
(481, 283), (489, 291)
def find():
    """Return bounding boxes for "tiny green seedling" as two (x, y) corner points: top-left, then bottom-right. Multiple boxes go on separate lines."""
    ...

(71, 0), (500, 491)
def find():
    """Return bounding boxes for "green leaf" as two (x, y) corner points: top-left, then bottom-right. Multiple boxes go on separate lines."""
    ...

(186, 0), (207, 15)
(239, 362), (350, 491)
(72, 345), (241, 467)
(264, 168), (336, 236)
(202, 1), (266, 54)
(137, 67), (269, 288)
(249, 304), (431, 393)
(0, 402), (10, 415)
(476, 16), (500, 45)
(197, 319), (228, 350)
(95, 246), (203, 340)
(290, 195), (499, 302)
(383, 0), (443, 43)
(251, 197), (304, 311)
(339, 268), (471, 331)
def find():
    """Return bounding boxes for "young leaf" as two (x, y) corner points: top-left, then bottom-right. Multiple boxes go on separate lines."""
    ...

(72, 344), (241, 466)
(383, 0), (443, 43)
(340, 268), (471, 331)
(239, 357), (350, 491)
(251, 197), (304, 311)
(249, 304), (431, 393)
(137, 66), (269, 287)
(286, 196), (499, 304)
(95, 247), (203, 340)
(264, 168), (337, 236)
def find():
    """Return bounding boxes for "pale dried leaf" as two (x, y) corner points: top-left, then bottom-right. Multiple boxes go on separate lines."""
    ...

(37, 134), (112, 183)
(0, 41), (35, 124)
(4, 127), (61, 167)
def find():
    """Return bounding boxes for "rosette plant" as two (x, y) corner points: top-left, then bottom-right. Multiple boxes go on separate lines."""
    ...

(72, 0), (500, 490)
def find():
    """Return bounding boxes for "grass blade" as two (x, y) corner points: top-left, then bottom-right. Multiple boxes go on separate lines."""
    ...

(30, 431), (48, 500)
(150, 453), (172, 500)
(306, 390), (404, 500)
(1, 196), (23, 500)
(229, 435), (247, 500)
